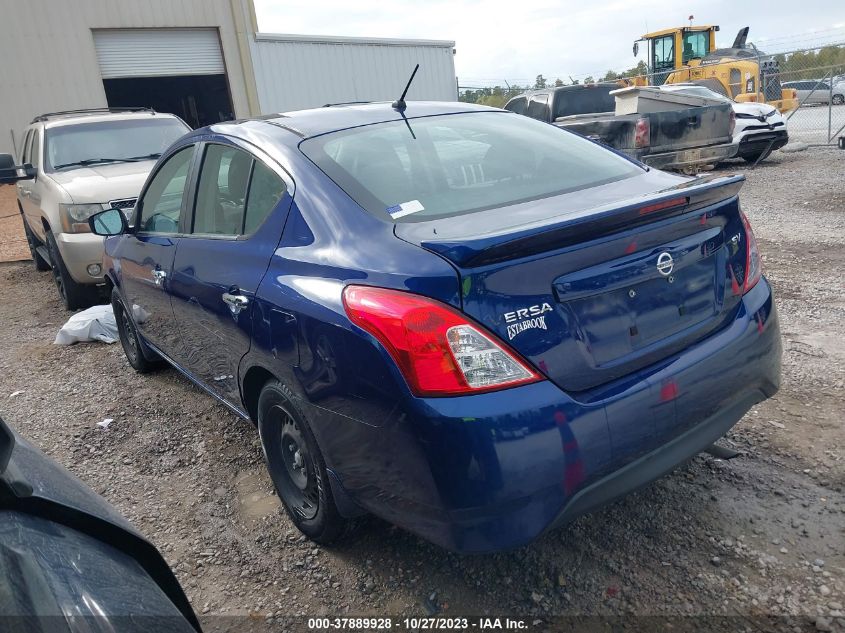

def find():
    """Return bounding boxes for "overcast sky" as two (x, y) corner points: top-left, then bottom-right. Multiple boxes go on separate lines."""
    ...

(253, 1), (845, 86)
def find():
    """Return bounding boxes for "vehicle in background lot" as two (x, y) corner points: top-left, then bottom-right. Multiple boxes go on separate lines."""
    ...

(632, 25), (798, 113)
(0, 415), (199, 631)
(781, 80), (845, 106)
(12, 108), (190, 310)
(91, 101), (781, 553)
(659, 83), (788, 163)
(504, 83), (736, 171)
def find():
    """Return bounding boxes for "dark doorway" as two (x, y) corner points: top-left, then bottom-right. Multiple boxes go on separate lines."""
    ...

(102, 74), (234, 129)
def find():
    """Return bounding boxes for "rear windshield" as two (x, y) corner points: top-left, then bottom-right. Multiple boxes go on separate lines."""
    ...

(300, 111), (642, 223)
(552, 86), (616, 118)
(45, 118), (189, 171)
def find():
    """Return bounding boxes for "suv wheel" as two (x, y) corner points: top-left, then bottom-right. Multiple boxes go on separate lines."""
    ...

(22, 219), (50, 271)
(45, 231), (98, 311)
(258, 380), (350, 544)
(833, 94), (844, 106)
(111, 288), (161, 373)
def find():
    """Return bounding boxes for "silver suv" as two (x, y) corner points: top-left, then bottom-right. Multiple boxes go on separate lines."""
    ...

(11, 108), (189, 309)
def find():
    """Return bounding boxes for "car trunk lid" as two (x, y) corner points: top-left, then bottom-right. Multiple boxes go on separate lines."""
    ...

(395, 172), (748, 393)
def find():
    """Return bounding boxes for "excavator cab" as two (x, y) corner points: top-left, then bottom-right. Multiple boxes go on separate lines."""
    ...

(634, 25), (797, 112)
(636, 26), (719, 83)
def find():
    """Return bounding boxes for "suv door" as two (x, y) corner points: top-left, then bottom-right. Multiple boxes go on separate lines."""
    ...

(16, 129), (41, 239)
(169, 141), (292, 406)
(118, 144), (196, 357)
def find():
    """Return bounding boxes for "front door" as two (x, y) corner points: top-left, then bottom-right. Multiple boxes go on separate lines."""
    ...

(118, 144), (196, 357)
(169, 141), (291, 405)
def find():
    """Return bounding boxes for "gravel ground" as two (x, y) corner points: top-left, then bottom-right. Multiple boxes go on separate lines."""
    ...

(0, 147), (842, 629)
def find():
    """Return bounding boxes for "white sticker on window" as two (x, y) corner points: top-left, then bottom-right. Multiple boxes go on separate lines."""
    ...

(386, 199), (424, 219)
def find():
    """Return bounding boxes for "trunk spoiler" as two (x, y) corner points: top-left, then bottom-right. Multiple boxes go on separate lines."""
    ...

(400, 174), (745, 268)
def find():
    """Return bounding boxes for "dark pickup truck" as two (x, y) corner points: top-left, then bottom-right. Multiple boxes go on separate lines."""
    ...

(505, 83), (735, 171)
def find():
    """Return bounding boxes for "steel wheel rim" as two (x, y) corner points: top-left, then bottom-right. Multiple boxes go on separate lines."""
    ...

(270, 404), (319, 520)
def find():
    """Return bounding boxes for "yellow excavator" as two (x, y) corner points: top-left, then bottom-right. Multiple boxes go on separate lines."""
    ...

(630, 25), (797, 112)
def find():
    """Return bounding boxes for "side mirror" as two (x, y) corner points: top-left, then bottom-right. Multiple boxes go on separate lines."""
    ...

(89, 208), (128, 236)
(0, 153), (36, 185)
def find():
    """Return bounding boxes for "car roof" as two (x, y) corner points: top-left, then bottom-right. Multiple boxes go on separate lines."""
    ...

(37, 111), (183, 130)
(218, 101), (500, 140)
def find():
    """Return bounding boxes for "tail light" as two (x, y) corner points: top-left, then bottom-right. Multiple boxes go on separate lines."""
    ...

(342, 286), (542, 397)
(740, 210), (762, 293)
(634, 117), (650, 148)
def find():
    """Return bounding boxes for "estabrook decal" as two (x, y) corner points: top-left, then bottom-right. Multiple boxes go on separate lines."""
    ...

(504, 303), (552, 340)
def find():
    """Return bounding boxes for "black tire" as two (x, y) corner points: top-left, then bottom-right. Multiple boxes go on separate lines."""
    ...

(111, 287), (161, 373)
(258, 380), (349, 544)
(45, 231), (98, 311)
(22, 217), (50, 271)
(833, 94), (844, 106)
(741, 149), (772, 164)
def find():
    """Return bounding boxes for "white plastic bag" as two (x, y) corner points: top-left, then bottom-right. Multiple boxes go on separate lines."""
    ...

(54, 304), (119, 345)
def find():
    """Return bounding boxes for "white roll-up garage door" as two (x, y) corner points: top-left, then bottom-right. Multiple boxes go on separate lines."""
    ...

(93, 29), (225, 79)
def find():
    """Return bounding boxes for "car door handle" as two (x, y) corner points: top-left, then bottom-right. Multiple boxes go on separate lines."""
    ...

(151, 269), (167, 285)
(222, 292), (249, 316)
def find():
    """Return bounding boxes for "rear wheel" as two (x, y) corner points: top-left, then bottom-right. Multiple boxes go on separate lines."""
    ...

(833, 94), (844, 106)
(45, 231), (98, 311)
(23, 219), (50, 271)
(112, 287), (161, 373)
(258, 380), (349, 544)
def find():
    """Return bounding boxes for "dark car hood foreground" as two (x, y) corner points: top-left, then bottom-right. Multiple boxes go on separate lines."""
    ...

(0, 416), (199, 632)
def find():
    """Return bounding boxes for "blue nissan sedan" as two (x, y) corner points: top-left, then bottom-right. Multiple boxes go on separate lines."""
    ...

(90, 101), (781, 553)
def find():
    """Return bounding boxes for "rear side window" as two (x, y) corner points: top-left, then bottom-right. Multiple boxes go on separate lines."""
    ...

(192, 144), (287, 236)
(193, 145), (252, 235)
(244, 161), (286, 234)
(527, 94), (550, 120)
(301, 111), (642, 223)
(504, 97), (527, 115)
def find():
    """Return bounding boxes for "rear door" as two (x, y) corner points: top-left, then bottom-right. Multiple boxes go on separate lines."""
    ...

(169, 140), (292, 405)
(118, 144), (196, 357)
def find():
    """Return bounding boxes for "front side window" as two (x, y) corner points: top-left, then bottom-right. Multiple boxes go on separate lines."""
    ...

(652, 35), (675, 72)
(301, 111), (642, 223)
(682, 32), (708, 62)
(29, 130), (41, 169)
(45, 117), (189, 172)
(20, 130), (32, 164)
(138, 146), (194, 234)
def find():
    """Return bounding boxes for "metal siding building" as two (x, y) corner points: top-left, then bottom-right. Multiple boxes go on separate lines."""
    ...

(0, 0), (457, 156)
(0, 0), (257, 156)
(250, 33), (456, 113)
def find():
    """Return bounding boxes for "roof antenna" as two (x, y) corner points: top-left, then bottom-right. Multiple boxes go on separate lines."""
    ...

(393, 64), (419, 111)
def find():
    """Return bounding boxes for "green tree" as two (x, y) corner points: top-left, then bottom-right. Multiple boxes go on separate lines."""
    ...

(554, 77), (564, 87)
(534, 74), (547, 89)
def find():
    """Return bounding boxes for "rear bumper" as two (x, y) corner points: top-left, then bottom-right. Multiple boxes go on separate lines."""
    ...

(640, 142), (737, 170)
(55, 232), (106, 284)
(317, 278), (781, 553)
